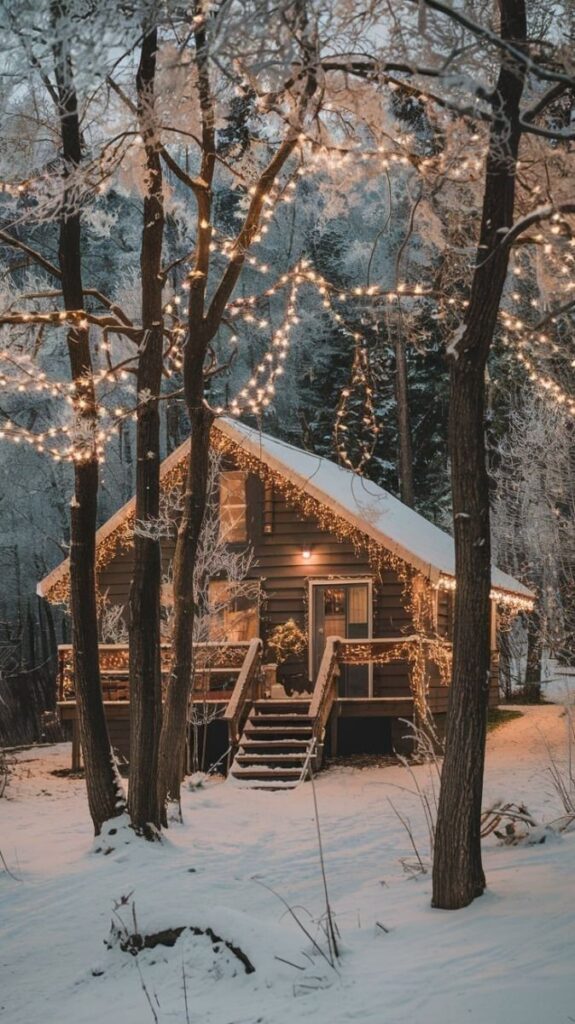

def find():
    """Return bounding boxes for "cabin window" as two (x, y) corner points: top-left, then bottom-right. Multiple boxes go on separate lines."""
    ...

(219, 470), (247, 543)
(263, 481), (274, 534)
(208, 579), (260, 642)
(447, 592), (455, 640)
(436, 589), (454, 640)
(348, 584), (369, 627)
(159, 579), (259, 642)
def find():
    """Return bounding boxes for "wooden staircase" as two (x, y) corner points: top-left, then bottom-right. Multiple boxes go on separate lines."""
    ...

(224, 634), (443, 791)
(225, 636), (342, 790)
(229, 700), (317, 789)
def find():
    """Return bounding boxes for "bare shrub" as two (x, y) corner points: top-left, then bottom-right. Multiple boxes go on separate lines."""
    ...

(541, 706), (575, 815)
(391, 714), (575, 862)
(0, 749), (10, 798)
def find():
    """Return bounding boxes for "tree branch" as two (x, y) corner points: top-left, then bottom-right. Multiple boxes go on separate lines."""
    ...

(522, 82), (573, 122)
(0, 231), (62, 280)
(205, 138), (298, 337)
(408, 0), (575, 88)
(483, 201), (575, 263)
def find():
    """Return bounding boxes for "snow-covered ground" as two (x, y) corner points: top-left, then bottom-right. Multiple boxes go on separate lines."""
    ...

(543, 661), (575, 705)
(1, 705), (574, 1024)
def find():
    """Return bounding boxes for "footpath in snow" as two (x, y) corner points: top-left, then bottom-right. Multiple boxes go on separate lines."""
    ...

(1, 703), (574, 1024)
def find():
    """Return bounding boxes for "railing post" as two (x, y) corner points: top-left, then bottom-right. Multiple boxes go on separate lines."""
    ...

(308, 636), (341, 753)
(223, 638), (263, 772)
(58, 648), (64, 702)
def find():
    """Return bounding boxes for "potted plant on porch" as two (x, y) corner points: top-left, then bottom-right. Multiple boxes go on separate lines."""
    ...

(265, 619), (308, 697)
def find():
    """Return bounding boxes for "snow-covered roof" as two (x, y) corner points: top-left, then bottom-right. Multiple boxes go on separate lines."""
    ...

(37, 416), (534, 601)
(216, 419), (533, 599)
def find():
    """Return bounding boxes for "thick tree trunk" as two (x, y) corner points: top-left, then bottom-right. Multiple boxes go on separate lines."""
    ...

(154, 10), (314, 821)
(156, 404), (214, 819)
(432, 0), (526, 909)
(155, 13), (218, 821)
(127, 28), (165, 834)
(68, 456), (125, 830)
(434, 364), (492, 905)
(394, 333), (414, 507)
(52, 6), (125, 832)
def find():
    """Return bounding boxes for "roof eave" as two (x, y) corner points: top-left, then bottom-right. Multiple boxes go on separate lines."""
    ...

(37, 418), (533, 603)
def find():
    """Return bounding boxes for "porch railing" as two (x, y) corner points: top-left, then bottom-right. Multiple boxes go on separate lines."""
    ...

(308, 634), (453, 745)
(308, 636), (341, 749)
(57, 641), (255, 702)
(333, 634), (443, 664)
(223, 638), (263, 757)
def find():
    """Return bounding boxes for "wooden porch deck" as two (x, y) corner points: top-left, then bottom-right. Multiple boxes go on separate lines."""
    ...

(56, 636), (447, 774)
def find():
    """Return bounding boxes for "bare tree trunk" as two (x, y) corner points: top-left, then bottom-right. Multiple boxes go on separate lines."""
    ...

(52, 3), (125, 832)
(432, 0), (526, 910)
(525, 607), (542, 702)
(155, 10), (220, 819)
(127, 27), (165, 834)
(157, 403), (214, 819)
(498, 626), (513, 701)
(155, 4), (316, 820)
(394, 332), (414, 507)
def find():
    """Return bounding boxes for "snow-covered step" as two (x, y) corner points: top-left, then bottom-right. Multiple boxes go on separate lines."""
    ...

(252, 700), (310, 710)
(230, 698), (315, 788)
(247, 714), (310, 727)
(243, 724), (312, 735)
(230, 777), (301, 791)
(240, 740), (310, 753)
(235, 752), (307, 765)
(230, 765), (303, 780)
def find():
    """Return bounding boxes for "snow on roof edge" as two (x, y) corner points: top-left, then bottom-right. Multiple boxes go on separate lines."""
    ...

(215, 419), (444, 583)
(37, 417), (535, 601)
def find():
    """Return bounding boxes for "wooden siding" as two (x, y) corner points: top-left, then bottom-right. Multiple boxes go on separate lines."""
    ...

(95, 460), (500, 710)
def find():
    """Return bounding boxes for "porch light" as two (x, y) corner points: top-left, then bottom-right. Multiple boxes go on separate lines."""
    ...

(302, 545), (312, 561)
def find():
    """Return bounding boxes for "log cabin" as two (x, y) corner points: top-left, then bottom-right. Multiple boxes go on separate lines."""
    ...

(38, 418), (534, 787)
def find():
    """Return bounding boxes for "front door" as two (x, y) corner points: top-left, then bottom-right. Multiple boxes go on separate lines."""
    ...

(311, 581), (371, 697)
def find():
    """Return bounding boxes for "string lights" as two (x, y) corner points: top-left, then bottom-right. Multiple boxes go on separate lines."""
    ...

(224, 280), (300, 418)
(42, 423), (536, 624)
(44, 420), (534, 731)
(0, 127), (471, 465)
(1, 112), (572, 492)
(436, 573), (534, 614)
(334, 337), (378, 472)
(2, 239), (571, 466)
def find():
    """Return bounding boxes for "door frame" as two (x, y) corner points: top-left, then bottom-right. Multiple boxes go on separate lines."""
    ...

(308, 577), (374, 696)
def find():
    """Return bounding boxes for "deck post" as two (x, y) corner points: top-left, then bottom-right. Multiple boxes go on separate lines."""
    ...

(71, 719), (81, 771)
(329, 705), (338, 757)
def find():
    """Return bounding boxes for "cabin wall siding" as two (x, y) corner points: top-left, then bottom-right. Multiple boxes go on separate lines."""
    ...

(250, 481), (416, 696)
(95, 462), (500, 707)
(96, 472), (415, 696)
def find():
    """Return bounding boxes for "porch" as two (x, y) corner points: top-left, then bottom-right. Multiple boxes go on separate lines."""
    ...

(57, 639), (261, 772)
(57, 635), (456, 780)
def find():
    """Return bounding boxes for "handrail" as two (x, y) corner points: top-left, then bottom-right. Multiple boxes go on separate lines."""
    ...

(58, 647), (66, 701)
(299, 735), (317, 785)
(223, 638), (263, 750)
(336, 635), (452, 663)
(308, 636), (341, 746)
(307, 634), (454, 746)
